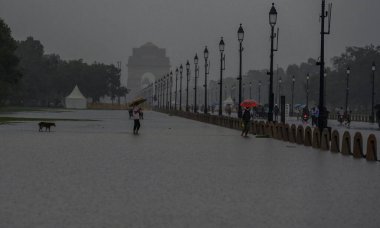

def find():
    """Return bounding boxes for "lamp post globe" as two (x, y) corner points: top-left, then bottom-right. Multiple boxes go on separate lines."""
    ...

(269, 3), (278, 27)
(219, 37), (225, 52)
(238, 24), (244, 42)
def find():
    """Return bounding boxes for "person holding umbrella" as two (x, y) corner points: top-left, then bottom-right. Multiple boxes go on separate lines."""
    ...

(240, 99), (257, 137)
(132, 105), (142, 135)
(129, 97), (147, 135)
(241, 107), (252, 137)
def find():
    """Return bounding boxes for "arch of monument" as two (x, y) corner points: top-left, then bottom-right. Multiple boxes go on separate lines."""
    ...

(127, 42), (170, 99)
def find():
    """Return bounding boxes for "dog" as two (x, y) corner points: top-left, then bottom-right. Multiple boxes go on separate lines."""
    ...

(38, 122), (56, 132)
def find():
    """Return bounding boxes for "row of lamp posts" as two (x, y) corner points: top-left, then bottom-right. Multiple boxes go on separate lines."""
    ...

(153, 1), (376, 126)
(156, 3), (276, 120)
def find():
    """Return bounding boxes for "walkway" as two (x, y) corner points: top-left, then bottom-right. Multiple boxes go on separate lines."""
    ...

(0, 110), (379, 227)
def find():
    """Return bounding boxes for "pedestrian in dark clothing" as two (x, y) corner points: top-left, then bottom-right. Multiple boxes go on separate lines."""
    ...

(274, 104), (279, 122)
(241, 107), (251, 137)
(132, 106), (142, 134)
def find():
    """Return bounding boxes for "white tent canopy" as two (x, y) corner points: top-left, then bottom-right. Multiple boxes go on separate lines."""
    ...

(223, 97), (234, 106)
(65, 85), (87, 109)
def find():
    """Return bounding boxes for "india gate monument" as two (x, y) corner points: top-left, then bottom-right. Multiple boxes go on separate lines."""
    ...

(127, 42), (170, 100)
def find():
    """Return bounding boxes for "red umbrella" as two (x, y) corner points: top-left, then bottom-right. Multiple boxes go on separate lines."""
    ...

(240, 99), (258, 108)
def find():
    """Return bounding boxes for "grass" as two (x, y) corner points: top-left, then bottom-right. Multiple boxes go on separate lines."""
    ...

(0, 117), (98, 124)
(0, 106), (70, 113)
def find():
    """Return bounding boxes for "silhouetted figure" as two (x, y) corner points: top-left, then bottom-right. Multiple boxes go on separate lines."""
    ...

(274, 104), (279, 122)
(241, 107), (251, 137)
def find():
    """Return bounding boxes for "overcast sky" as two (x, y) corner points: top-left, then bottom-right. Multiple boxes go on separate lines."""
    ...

(1, 0), (379, 82)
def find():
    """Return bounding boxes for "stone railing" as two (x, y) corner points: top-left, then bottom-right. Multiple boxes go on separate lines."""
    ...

(155, 108), (378, 162)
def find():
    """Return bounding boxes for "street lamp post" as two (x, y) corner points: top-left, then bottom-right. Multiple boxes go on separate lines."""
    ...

(258, 81), (262, 104)
(345, 66), (350, 113)
(371, 62), (376, 123)
(243, 83), (245, 100)
(204, 46), (209, 114)
(175, 68), (178, 110)
(186, 61), (190, 112)
(278, 77), (282, 101)
(169, 71), (173, 109)
(306, 73), (310, 107)
(249, 82), (252, 99)
(224, 85), (227, 99)
(324, 69), (327, 105)
(163, 76), (166, 109)
(157, 79), (160, 108)
(194, 54), (199, 113)
(268, 3), (278, 122)
(291, 75), (295, 116)
(219, 37), (225, 116)
(317, 0), (332, 130)
(179, 64), (183, 111)
(237, 24), (244, 118)
(166, 74), (169, 109)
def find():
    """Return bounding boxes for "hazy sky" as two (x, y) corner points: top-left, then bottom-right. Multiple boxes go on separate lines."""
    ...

(1, 0), (379, 82)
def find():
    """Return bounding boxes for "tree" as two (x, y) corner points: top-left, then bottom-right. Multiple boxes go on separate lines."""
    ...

(0, 18), (21, 104)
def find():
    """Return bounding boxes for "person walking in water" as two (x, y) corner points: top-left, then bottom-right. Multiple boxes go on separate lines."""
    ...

(132, 105), (142, 135)
(241, 107), (251, 137)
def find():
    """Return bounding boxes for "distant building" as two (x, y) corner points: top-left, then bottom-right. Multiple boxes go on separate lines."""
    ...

(127, 42), (170, 100)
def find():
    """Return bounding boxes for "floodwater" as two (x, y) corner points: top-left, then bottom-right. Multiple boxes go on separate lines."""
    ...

(0, 110), (379, 227)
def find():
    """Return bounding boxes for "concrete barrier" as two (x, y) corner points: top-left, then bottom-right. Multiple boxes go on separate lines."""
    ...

(289, 124), (297, 143)
(320, 128), (330, 151)
(341, 131), (352, 155)
(353, 132), (364, 158)
(330, 130), (340, 153)
(304, 126), (312, 147)
(296, 125), (304, 145)
(312, 128), (321, 149)
(283, 124), (290, 142)
(366, 134), (378, 161)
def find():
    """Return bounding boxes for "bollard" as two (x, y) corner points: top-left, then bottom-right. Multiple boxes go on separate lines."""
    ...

(278, 124), (284, 140)
(296, 125), (304, 145)
(353, 132), (364, 159)
(304, 126), (312, 147)
(312, 128), (321, 149)
(366, 134), (378, 161)
(341, 131), (352, 155)
(260, 121), (266, 135)
(269, 123), (275, 138)
(289, 124), (297, 143)
(330, 130), (340, 153)
(283, 124), (290, 142)
(320, 128), (330, 151)
(273, 124), (279, 139)
(265, 122), (270, 136)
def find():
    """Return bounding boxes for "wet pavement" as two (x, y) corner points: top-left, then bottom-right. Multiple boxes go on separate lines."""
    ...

(1, 110), (380, 228)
